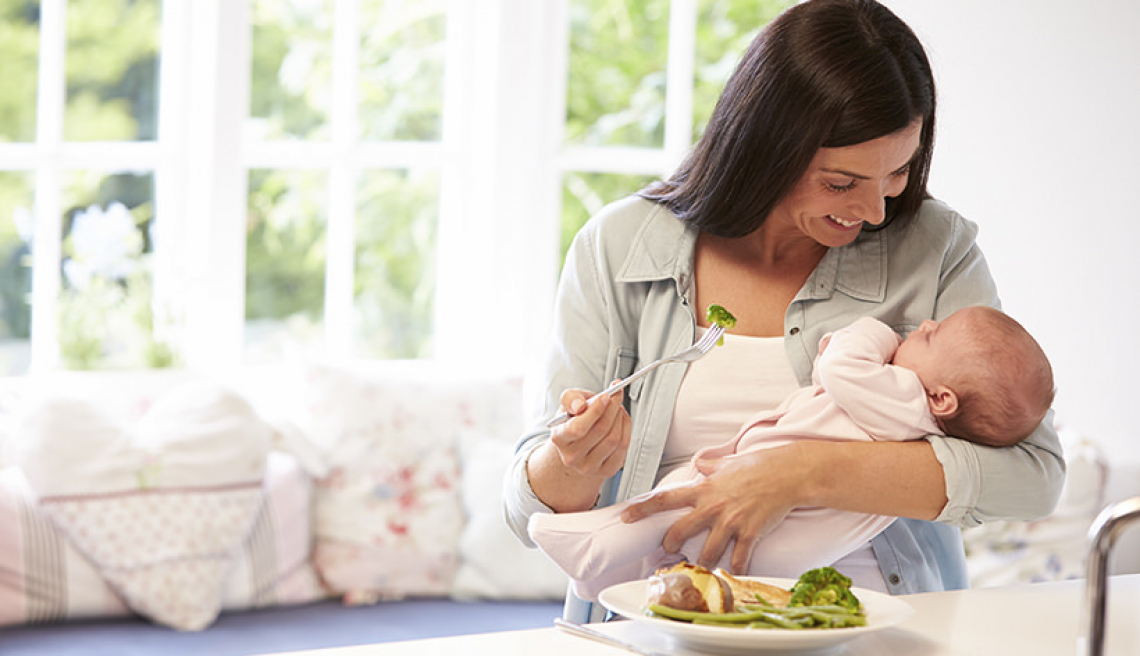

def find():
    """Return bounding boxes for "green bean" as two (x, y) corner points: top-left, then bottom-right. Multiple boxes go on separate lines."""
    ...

(645, 604), (772, 624)
(644, 601), (866, 630)
(692, 618), (757, 627)
(760, 611), (810, 629)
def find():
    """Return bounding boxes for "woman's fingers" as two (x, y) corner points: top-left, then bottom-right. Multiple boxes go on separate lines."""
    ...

(697, 521), (736, 570)
(729, 523), (764, 574)
(594, 404), (631, 478)
(621, 484), (697, 523)
(550, 385), (630, 478)
(625, 446), (805, 573)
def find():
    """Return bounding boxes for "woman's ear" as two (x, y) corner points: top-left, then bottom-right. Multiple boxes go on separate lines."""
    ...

(927, 386), (959, 420)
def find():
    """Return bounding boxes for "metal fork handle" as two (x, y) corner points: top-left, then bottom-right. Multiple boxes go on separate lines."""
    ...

(544, 359), (667, 428)
(544, 324), (724, 429)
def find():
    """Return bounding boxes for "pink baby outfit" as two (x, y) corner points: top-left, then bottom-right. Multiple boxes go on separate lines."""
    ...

(527, 317), (942, 601)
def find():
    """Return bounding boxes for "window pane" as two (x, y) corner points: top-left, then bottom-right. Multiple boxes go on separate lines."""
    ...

(0, 2), (39, 143)
(245, 169), (328, 361)
(358, 0), (446, 142)
(353, 168), (438, 359)
(65, 0), (160, 142)
(0, 172), (34, 374)
(59, 172), (171, 370)
(250, 0), (334, 141)
(693, 0), (792, 137)
(566, 0), (670, 148)
(560, 171), (656, 266)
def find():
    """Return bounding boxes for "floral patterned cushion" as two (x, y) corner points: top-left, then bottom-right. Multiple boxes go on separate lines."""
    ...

(297, 362), (524, 602)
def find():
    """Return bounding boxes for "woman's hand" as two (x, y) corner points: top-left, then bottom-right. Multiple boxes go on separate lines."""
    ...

(550, 386), (631, 479)
(621, 443), (811, 574)
(527, 385), (632, 513)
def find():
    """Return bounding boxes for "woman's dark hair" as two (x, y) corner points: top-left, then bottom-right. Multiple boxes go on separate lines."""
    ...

(641, 0), (936, 237)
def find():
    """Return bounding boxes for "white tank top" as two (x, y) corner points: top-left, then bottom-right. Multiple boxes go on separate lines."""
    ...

(660, 326), (799, 480)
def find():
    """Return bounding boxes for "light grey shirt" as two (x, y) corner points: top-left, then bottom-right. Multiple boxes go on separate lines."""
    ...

(504, 196), (1064, 622)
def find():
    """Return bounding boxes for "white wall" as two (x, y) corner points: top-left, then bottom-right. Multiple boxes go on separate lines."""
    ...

(884, 1), (1140, 505)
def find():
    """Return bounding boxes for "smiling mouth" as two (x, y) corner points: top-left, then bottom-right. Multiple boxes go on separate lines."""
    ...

(827, 214), (862, 228)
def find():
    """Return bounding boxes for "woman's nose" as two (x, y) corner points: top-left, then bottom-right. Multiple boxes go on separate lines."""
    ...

(853, 187), (888, 225)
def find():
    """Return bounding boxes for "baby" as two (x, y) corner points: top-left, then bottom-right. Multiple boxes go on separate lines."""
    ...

(528, 306), (1055, 600)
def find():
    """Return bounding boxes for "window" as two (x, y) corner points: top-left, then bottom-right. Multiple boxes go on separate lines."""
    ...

(0, 0), (790, 376)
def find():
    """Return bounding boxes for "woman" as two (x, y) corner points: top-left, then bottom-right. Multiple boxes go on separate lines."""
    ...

(504, 0), (1064, 623)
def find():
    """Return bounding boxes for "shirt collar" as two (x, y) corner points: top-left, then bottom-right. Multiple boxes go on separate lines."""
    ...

(800, 229), (888, 302)
(615, 203), (698, 294)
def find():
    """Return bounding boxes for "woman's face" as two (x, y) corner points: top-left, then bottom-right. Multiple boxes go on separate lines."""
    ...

(770, 119), (923, 249)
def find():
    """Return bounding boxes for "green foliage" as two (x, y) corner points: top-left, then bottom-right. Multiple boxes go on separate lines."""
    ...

(250, 0), (332, 139)
(352, 168), (439, 359)
(244, 169), (328, 322)
(58, 267), (178, 370)
(358, 0), (446, 141)
(0, 173), (33, 341)
(692, 0), (791, 135)
(57, 197), (179, 371)
(567, 0), (671, 148)
(65, 0), (161, 141)
(245, 0), (447, 360)
(0, 2), (39, 143)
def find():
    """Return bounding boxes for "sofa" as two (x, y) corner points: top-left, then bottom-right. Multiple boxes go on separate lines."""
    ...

(0, 361), (568, 655)
(0, 360), (1132, 655)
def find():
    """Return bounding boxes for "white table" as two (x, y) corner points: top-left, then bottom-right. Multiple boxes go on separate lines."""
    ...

(261, 574), (1140, 655)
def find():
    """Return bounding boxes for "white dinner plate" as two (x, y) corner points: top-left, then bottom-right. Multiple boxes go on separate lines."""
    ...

(597, 576), (915, 654)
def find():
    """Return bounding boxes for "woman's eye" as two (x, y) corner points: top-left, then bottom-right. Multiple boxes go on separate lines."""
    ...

(825, 180), (856, 192)
(892, 164), (912, 178)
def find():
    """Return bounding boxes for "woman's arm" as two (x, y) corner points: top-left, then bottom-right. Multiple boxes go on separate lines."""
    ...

(924, 209), (1065, 524)
(503, 208), (637, 544)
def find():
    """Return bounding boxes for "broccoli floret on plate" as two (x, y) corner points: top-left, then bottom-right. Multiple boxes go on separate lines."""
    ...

(788, 567), (862, 613)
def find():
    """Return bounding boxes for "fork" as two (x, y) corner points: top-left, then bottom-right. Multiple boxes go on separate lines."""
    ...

(545, 323), (727, 428)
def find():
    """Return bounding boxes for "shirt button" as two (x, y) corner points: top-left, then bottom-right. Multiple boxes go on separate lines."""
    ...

(889, 574), (901, 585)
(789, 327), (801, 335)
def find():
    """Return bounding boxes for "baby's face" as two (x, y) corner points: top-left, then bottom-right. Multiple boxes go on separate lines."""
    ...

(892, 308), (980, 386)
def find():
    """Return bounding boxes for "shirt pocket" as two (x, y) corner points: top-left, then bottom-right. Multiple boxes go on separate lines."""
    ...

(610, 347), (642, 401)
(892, 322), (920, 337)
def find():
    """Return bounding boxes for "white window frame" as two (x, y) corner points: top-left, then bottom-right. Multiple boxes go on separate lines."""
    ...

(7, 0), (704, 377)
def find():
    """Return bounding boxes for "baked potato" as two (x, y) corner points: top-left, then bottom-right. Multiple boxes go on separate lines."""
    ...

(646, 563), (734, 613)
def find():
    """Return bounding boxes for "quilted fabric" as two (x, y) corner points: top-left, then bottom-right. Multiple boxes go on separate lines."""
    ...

(10, 381), (273, 630)
(0, 453), (324, 629)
